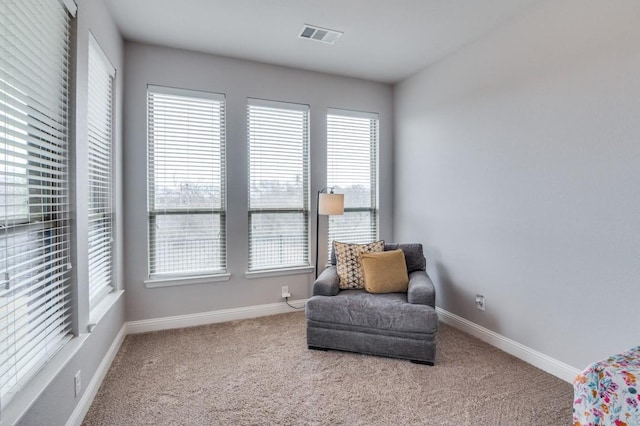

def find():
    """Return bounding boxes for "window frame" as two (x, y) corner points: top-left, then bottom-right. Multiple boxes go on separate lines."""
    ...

(145, 85), (228, 285)
(326, 108), (380, 258)
(0, 0), (75, 412)
(246, 98), (311, 274)
(87, 32), (116, 309)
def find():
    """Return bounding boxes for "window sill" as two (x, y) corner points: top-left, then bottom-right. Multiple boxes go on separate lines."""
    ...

(88, 290), (124, 332)
(144, 273), (231, 288)
(245, 266), (314, 279)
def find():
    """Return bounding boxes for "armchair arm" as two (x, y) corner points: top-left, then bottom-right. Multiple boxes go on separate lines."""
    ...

(312, 266), (340, 296)
(407, 270), (436, 307)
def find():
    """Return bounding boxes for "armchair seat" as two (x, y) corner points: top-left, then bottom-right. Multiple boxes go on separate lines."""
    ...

(307, 291), (438, 334)
(306, 243), (438, 364)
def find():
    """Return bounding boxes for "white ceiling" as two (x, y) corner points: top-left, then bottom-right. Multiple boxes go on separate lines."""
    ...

(105, 0), (542, 84)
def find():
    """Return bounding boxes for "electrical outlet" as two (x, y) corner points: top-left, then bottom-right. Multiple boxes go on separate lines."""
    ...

(475, 294), (486, 311)
(74, 370), (81, 397)
(281, 286), (291, 299)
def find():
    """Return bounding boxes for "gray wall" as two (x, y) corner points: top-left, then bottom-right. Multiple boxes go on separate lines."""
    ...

(18, 299), (124, 426)
(394, 0), (640, 370)
(18, 0), (126, 423)
(123, 43), (393, 321)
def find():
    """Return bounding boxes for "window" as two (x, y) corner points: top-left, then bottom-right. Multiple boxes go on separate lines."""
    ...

(87, 34), (115, 308)
(247, 99), (309, 271)
(0, 0), (74, 408)
(327, 109), (379, 255)
(147, 86), (226, 279)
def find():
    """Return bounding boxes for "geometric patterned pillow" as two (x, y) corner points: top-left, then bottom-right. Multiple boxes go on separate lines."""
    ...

(333, 240), (385, 290)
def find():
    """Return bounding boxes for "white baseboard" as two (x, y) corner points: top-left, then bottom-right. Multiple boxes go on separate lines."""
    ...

(436, 307), (581, 384)
(65, 324), (127, 426)
(126, 299), (309, 334)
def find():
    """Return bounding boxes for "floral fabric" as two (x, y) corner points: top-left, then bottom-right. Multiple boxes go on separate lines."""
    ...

(573, 346), (640, 426)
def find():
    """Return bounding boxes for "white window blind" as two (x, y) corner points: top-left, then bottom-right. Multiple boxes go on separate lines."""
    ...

(0, 0), (73, 409)
(247, 99), (309, 271)
(147, 86), (226, 279)
(327, 109), (379, 255)
(87, 35), (115, 309)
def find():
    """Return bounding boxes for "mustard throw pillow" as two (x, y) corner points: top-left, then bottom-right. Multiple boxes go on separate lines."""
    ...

(333, 240), (385, 289)
(360, 249), (409, 293)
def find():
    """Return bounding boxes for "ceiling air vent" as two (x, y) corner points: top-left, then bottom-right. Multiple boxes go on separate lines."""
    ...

(298, 24), (343, 45)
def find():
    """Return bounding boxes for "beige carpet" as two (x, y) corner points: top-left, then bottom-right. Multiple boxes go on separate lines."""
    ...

(83, 312), (572, 425)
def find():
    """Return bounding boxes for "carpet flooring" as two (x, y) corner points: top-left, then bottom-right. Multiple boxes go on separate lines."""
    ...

(83, 312), (573, 425)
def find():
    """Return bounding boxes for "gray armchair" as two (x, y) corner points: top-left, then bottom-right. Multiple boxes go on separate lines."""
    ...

(305, 243), (438, 364)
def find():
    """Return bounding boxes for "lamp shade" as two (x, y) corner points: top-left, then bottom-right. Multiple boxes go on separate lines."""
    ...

(318, 193), (344, 215)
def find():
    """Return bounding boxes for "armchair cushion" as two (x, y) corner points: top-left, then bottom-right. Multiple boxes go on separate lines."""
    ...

(333, 240), (384, 290)
(360, 250), (409, 293)
(383, 243), (426, 273)
(306, 290), (438, 335)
